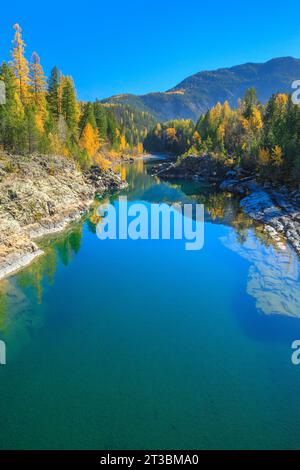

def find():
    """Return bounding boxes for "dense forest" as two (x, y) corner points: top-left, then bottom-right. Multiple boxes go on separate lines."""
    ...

(144, 88), (300, 183)
(0, 24), (156, 168)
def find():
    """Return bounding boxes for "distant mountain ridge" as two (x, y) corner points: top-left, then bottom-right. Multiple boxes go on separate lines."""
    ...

(103, 57), (300, 121)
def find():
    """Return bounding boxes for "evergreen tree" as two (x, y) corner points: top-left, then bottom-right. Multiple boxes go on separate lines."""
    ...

(0, 62), (25, 151)
(93, 101), (107, 140)
(61, 76), (78, 134)
(47, 66), (61, 120)
(79, 102), (97, 136)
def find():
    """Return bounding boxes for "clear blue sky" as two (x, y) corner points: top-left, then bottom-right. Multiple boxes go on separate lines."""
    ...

(1, 0), (300, 101)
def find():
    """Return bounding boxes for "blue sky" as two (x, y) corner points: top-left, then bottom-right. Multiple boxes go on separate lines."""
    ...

(1, 0), (300, 100)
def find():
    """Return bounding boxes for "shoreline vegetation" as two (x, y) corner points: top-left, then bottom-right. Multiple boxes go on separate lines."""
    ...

(144, 89), (300, 186)
(144, 89), (300, 256)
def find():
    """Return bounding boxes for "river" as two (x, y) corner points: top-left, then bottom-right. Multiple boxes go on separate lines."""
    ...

(1, 155), (300, 449)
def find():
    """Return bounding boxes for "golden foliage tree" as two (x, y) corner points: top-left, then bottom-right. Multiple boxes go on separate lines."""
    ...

(79, 123), (100, 159)
(30, 52), (46, 97)
(258, 148), (270, 166)
(10, 24), (30, 105)
(120, 134), (127, 150)
(30, 52), (48, 130)
(272, 145), (284, 166)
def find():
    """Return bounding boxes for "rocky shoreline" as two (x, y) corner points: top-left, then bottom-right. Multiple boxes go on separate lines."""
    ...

(0, 153), (127, 280)
(154, 155), (300, 256)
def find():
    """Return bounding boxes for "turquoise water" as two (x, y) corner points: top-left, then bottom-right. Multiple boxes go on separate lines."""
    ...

(1, 156), (300, 450)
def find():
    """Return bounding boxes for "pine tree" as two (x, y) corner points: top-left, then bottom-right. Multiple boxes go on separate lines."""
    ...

(94, 101), (107, 140)
(61, 76), (79, 134)
(10, 24), (30, 105)
(107, 113), (118, 146)
(79, 102), (97, 136)
(25, 105), (40, 153)
(47, 66), (61, 120)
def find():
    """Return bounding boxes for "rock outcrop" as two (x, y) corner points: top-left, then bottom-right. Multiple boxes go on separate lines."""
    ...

(0, 153), (127, 280)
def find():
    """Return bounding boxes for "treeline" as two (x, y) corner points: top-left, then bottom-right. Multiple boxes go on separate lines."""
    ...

(144, 88), (300, 183)
(0, 24), (155, 167)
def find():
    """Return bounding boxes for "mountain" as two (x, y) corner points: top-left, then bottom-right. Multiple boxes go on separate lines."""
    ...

(103, 57), (300, 122)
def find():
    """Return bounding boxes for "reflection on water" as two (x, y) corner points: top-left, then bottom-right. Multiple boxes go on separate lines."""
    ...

(0, 223), (84, 355)
(222, 231), (300, 318)
(117, 157), (300, 319)
(2, 156), (300, 450)
(1, 155), (299, 349)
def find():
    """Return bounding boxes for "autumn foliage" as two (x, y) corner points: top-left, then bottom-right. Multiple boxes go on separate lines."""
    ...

(145, 87), (300, 183)
(0, 24), (154, 168)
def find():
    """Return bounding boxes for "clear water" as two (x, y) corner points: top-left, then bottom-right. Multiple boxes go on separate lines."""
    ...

(1, 156), (300, 450)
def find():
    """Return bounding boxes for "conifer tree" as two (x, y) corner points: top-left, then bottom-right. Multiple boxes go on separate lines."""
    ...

(61, 76), (79, 134)
(47, 66), (61, 120)
(30, 52), (47, 97)
(0, 62), (25, 151)
(10, 24), (30, 105)
(79, 122), (100, 159)
(79, 102), (97, 136)
(30, 52), (48, 131)
(94, 101), (107, 140)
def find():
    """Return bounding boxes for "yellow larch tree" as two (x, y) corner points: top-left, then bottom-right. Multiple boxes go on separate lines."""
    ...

(210, 102), (222, 123)
(79, 123), (100, 160)
(30, 52), (48, 131)
(275, 93), (288, 108)
(120, 134), (127, 150)
(272, 145), (284, 166)
(10, 24), (30, 105)
(222, 101), (232, 120)
(30, 52), (47, 99)
(250, 106), (263, 131)
(137, 142), (143, 154)
(258, 148), (270, 166)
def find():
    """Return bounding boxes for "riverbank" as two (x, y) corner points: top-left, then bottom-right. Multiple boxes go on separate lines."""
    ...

(155, 155), (300, 255)
(0, 153), (127, 280)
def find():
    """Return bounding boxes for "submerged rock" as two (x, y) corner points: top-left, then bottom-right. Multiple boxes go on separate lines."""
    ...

(222, 230), (300, 318)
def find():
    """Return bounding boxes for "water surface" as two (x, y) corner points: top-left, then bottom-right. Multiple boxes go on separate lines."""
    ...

(1, 156), (300, 450)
